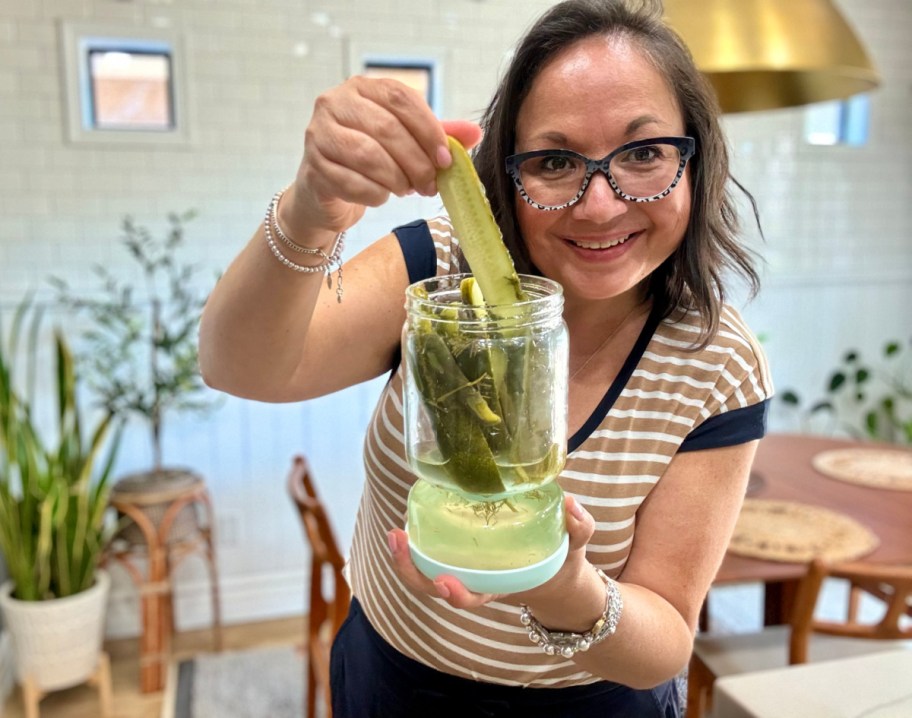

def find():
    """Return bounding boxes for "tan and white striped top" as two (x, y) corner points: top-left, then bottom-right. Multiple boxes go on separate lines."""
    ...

(347, 216), (772, 688)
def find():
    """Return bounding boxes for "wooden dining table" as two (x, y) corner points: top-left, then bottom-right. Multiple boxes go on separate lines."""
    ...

(711, 432), (912, 626)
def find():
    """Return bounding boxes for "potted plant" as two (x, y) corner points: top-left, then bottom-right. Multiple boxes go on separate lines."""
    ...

(781, 337), (912, 445)
(0, 300), (121, 694)
(50, 211), (217, 540)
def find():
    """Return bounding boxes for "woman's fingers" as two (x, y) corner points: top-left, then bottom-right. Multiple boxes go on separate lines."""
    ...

(386, 528), (436, 591)
(319, 78), (444, 196)
(565, 494), (596, 552)
(289, 75), (483, 236)
(308, 78), (483, 200)
(388, 498), (593, 611)
(387, 529), (498, 610)
(441, 120), (484, 151)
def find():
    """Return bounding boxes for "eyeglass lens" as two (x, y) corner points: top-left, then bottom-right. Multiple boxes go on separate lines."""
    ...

(515, 142), (684, 207)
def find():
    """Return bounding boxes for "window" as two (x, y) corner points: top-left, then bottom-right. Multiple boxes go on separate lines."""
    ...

(88, 47), (173, 131)
(347, 41), (445, 116)
(804, 95), (871, 147)
(363, 61), (435, 109)
(60, 22), (190, 145)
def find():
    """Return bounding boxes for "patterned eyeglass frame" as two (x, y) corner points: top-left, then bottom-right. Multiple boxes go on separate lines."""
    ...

(505, 136), (696, 211)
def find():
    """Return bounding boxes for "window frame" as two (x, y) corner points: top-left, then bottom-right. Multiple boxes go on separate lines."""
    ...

(347, 41), (445, 116)
(59, 21), (191, 146)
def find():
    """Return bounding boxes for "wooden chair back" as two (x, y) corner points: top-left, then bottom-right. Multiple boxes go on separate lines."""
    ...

(789, 558), (912, 662)
(287, 455), (351, 718)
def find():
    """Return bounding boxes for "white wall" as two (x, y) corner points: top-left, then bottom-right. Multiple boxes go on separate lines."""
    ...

(0, 0), (910, 636)
(725, 0), (912, 430)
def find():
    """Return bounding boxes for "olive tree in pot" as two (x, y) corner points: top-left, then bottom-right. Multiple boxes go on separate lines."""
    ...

(0, 301), (121, 702)
(51, 211), (218, 542)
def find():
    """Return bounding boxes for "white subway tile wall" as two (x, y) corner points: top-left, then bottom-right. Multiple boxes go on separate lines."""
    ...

(0, 0), (910, 632)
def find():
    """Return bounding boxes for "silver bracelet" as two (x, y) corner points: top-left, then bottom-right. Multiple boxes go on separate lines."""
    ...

(519, 567), (623, 659)
(263, 189), (345, 303)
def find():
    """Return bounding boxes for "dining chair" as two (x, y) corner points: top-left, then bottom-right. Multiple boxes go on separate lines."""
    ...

(287, 455), (351, 718)
(687, 559), (912, 718)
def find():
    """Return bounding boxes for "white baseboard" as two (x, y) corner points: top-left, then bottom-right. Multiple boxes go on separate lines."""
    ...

(104, 568), (308, 639)
(0, 630), (14, 709)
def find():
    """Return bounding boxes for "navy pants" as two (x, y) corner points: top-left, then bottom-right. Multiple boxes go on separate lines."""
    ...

(330, 598), (680, 718)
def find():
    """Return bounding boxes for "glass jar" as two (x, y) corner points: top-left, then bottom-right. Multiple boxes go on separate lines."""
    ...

(402, 274), (569, 592)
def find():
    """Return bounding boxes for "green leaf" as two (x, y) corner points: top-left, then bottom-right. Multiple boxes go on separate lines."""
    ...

(780, 390), (801, 405)
(855, 368), (870, 385)
(828, 372), (846, 392)
(884, 341), (900, 357)
(864, 411), (878, 436)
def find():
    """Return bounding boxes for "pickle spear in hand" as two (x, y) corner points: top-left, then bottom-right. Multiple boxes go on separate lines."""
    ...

(437, 136), (526, 307)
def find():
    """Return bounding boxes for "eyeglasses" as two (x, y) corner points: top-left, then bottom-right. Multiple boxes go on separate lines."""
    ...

(505, 136), (695, 211)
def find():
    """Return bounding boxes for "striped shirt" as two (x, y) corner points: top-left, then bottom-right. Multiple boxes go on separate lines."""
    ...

(348, 216), (772, 688)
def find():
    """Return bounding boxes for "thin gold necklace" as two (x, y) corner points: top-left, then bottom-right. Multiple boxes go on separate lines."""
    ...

(571, 301), (649, 380)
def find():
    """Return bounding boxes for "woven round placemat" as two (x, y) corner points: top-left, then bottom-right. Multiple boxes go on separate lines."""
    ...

(812, 447), (912, 491)
(729, 498), (880, 563)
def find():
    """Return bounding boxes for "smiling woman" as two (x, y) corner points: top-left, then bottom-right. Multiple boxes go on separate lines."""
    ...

(198, 1), (771, 715)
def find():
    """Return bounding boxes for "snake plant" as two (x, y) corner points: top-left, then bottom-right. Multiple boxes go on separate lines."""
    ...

(0, 301), (121, 601)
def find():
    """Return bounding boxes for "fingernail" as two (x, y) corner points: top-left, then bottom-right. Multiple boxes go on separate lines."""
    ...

(568, 496), (586, 521)
(434, 580), (450, 599)
(436, 145), (452, 168)
(387, 531), (398, 555)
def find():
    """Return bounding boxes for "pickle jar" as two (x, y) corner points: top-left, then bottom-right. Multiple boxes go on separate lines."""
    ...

(402, 274), (570, 593)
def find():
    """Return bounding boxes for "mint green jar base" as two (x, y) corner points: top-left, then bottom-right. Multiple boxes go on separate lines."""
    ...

(408, 531), (568, 594)
(406, 479), (568, 593)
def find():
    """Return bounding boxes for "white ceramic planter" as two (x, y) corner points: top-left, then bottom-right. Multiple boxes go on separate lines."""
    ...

(0, 570), (110, 692)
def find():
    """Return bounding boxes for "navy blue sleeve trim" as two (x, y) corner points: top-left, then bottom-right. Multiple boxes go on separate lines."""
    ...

(393, 220), (436, 284)
(679, 399), (769, 453)
(389, 220), (435, 375)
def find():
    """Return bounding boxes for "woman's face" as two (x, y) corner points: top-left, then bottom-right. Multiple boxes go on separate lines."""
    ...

(513, 35), (691, 308)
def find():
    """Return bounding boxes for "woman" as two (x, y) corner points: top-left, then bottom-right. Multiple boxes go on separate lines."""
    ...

(199, 1), (771, 715)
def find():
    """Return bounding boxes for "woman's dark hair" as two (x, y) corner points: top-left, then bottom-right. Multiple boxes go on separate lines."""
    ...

(473, 0), (761, 345)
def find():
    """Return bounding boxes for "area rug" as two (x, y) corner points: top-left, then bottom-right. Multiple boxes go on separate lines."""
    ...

(163, 644), (305, 718)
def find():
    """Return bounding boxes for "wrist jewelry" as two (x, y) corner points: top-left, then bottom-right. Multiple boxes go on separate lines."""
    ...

(263, 189), (345, 303)
(519, 567), (623, 659)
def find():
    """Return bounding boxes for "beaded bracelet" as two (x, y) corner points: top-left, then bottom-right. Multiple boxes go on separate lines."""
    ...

(263, 189), (345, 303)
(519, 567), (623, 659)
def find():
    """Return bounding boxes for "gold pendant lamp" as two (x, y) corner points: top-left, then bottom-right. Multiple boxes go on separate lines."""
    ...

(663, 0), (881, 113)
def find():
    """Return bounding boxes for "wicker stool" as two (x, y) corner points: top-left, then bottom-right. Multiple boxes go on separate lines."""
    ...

(105, 470), (222, 693)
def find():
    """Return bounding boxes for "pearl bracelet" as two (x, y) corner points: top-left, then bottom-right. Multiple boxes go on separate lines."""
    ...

(263, 189), (345, 303)
(519, 567), (623, 659)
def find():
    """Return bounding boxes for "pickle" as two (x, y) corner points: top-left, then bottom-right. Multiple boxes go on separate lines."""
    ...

(406, 137), (546, 497)
(438, 137), (526, 307)
(411, 332), (505, 494)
